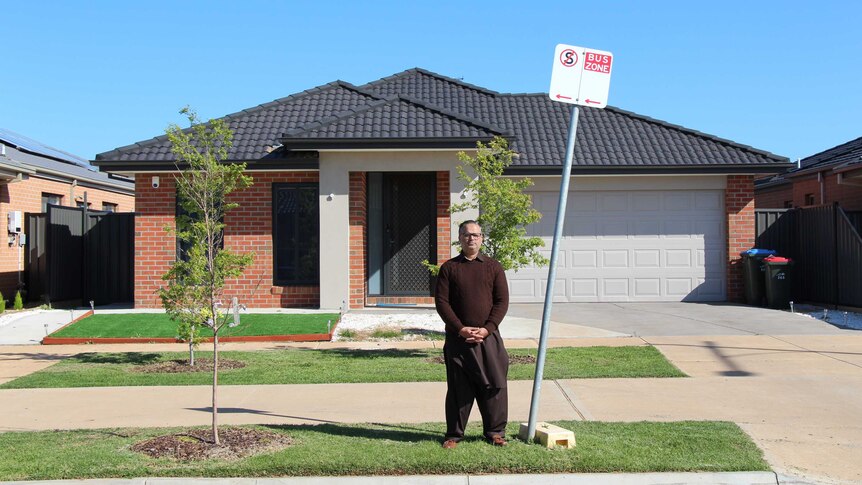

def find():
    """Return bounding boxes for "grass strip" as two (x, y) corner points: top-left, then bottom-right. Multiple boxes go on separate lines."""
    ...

(0, 421), (768, 480)
(0, 346), (684, 389)
(50, 313), (340, 338)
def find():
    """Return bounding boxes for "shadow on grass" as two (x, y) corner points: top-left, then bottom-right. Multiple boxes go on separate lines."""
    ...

(315, 348), (436, 359)
(73, 352), (162, 365)
(267, 422), (442, 442)
(185, 409), (442, 442)
(0, 352), (70, 362)
(401, 328), (445, 339)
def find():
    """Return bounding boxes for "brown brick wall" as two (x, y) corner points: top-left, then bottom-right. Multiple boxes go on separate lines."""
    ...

(726, 175), (755, 302)
(792, 176), (821, 207)
(134, 171), (320, 309)
(348, 172), (367, 309)
(755, 184), (793, 209)
(790, 173), (862, 210)
(757, 172), (862, 211)
(436, 171), (452, 264)
(0, 175), (134, 298)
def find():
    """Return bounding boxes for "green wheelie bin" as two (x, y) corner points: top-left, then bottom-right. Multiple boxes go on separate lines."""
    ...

(740, 249), (776, 306)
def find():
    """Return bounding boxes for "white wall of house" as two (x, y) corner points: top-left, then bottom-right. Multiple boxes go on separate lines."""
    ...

(317, 150), (478, 310)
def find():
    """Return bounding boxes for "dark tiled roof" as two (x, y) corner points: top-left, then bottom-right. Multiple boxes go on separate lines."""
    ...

(362, 68), (499, 121)
(756, 136), (862, 188)
(96, 67), (791, 172)
(280, 96), (506, 145)
(797, 136), (862, 171)
(96, 82), (382, 162)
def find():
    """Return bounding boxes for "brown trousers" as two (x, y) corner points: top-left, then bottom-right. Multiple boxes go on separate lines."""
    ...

(444, 358), (508, 441)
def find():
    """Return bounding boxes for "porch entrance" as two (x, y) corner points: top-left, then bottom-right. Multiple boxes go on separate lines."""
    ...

(367, 172), (436, 296)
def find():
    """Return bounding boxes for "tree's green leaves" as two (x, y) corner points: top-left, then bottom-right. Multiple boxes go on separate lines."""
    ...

(449, 137), (548, 271)
(159, 107), (256, 443)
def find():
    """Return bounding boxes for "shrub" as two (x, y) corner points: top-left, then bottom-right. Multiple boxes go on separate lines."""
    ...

(13, 291), (23, 311)
(0, 291), (5, 313)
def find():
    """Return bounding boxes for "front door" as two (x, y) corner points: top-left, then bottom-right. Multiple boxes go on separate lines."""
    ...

(369, 172), (436, 296)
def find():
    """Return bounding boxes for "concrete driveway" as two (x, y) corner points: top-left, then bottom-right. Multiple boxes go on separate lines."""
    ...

(506, 302), (855, 337)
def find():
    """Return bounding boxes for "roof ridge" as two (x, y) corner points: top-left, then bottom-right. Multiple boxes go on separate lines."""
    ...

(282, 98), (392, 137)
(395, 94), (509, 136)
(281, 95), (508, 140)
(95, 81), (384, 160)
(362, 67), (500, 96)
(603, 106), (789, 162)
(224, 80), (384, 120)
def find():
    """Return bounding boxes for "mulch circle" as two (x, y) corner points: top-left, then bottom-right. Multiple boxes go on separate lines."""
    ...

(131, 427), (293, 461)
(425, 355), (536, 365)
(131, 358), (246, 374)
(508, 355), (537, 365)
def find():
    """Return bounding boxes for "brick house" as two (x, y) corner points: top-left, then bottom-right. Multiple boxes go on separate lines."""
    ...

(756, 136), (862, 210)
(93, 68), (790, 310)
(0, 128), (135, 298)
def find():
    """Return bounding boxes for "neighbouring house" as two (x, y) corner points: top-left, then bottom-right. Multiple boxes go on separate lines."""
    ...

(93, 68), (791, 310)
(755, 136), (862, 210)
(0, 128), (135, 299)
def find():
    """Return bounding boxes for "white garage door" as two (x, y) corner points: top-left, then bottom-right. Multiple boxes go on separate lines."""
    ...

(508, 188), (726, 302)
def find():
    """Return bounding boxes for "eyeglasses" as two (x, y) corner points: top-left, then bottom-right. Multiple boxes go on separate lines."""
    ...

(461, 233), (483, 240)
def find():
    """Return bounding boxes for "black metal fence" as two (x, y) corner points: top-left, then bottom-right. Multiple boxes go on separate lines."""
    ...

(755, 204), (862, 308)
(25, 205), (134, 306)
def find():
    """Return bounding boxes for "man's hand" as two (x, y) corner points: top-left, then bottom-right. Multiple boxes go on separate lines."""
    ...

(459, 327), (489, 343)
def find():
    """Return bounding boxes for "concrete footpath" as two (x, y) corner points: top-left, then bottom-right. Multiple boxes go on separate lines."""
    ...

(1, 304), (861, 485)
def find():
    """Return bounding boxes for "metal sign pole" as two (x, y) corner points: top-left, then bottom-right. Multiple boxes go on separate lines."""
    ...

(525, 104), (580, 441)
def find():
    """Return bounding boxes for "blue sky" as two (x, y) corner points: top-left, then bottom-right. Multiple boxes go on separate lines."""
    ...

(2, 1), (860, 163)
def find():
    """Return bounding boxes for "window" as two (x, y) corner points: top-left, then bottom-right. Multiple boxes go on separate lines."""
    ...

(75, 201), (92, 209)
(783, 200), (793, 208)
(102, 202), (118, 212)
(41, 193), (62, 212)
(273, 183), (319, 285)
(175, 196), (223, 262)
(804, 193), (815, 206)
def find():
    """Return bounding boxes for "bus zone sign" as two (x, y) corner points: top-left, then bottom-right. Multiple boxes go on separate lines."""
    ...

(549, 44), (613, 108)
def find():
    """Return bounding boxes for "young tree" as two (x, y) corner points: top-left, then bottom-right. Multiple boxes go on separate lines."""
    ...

(426, 136), (547, 273)
(159, 107), (253, 445)
(177, 317), (205, 367)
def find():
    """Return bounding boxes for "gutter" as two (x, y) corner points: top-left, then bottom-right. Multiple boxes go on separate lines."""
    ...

(21, 163), (134, 194)
(504, 163), (795, 176)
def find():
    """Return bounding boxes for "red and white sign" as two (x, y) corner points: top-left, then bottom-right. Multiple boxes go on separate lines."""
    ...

(549, 44), (613, 108)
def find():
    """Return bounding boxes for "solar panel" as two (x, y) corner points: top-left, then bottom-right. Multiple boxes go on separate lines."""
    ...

(0, 127), (91, 168)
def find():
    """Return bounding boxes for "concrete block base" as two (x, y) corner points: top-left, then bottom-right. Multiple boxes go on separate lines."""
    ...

(519, 422), (576, 448)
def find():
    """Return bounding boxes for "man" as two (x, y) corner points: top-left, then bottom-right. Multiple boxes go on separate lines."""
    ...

(435, 220), (509, 449)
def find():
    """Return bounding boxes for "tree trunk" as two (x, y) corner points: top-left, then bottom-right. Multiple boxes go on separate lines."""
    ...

(212, 332), (219, 445)
(189, 340), (195, 366)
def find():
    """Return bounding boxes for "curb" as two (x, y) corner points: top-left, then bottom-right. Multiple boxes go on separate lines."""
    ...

(0, 471), (781, 484)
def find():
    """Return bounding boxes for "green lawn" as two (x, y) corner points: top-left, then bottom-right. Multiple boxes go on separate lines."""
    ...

(0, 346), (685, 389)
(0, 421), (768, 480)
(50, 313), (340, 338)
